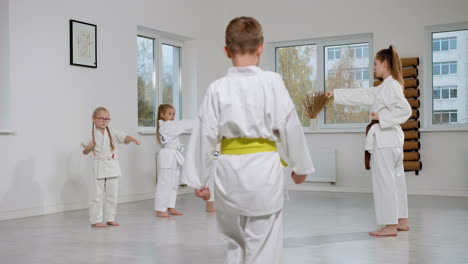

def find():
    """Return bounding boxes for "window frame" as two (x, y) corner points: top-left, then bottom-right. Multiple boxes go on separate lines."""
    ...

(270, 33), (373, 130)
(424, 21), (468, 131)
(137, 31), (184, 131)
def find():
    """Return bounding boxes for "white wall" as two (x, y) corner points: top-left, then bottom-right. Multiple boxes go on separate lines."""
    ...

(0, 0), (11, 130)
(1, 0), (468, 221)
(0, 0), (226, 220)
(227, 0), (468, 196)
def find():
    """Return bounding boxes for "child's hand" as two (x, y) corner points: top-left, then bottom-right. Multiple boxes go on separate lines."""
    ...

(134, 139), (141, 145)
(86, 141), (96, 151)
(325, 90), (334, 98)
(370, 112), (379, 120)
(291, 171), (307, 184)
(195, 187), (211, 201)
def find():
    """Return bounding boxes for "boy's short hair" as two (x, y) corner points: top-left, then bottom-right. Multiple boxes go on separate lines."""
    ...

(225, 17), (264, 56)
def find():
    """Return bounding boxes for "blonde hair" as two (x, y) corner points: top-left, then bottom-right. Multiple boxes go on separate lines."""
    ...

(376, 45), (404, 87)
(225, 16), (264, 56)
(92, 107), (115, 154)
(156, 104), (175, 144)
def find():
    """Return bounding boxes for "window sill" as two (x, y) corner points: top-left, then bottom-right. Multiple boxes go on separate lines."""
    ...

(138, 129), (191, 136)
(420, 127), (468, 132)
(0, 129), (16, 135)
(138, 129), (155, 135)
(304, 128), (364, 134)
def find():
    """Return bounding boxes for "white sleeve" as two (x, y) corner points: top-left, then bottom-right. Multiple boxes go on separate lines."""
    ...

(378, 83), (412, 129)
(334, 87), (376, 106)
(273, 75), (315, 175)
(277, 109), (315, 175)
(161, 120), (194, 138)
(111, 128), (128, 144)
(180, 85), (219, 189)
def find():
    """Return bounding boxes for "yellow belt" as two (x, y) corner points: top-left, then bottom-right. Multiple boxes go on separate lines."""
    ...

(220, 138), (288, 167)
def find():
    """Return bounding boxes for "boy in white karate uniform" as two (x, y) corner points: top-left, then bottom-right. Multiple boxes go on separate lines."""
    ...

(82, 107), (141, 228)
(326, 45), (412, 236)
(181, 17), (314, 263)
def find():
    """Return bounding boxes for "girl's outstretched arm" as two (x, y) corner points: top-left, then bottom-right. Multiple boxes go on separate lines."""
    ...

(125, 136), (141, 145)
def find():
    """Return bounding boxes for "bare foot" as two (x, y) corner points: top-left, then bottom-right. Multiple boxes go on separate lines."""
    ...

(398, 219), (410, 231)
(206, 201), (216, 212)
(106, 221), (120, 226)
(168, 208), (184, 216)
(369, 225), (398, 237)
(156, 211), (172, 218)
(91, 222), (107, 228)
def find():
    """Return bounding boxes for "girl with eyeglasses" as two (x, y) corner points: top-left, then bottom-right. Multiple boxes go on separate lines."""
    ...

(81, 107), (141, 228)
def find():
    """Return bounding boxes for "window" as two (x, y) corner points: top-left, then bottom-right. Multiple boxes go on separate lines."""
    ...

(433, 110), (458, 124)
(428, 24), (468, 127)
(137, 34), (182, 128)
(161, 44), (181, 112)
(324, 43), (371, 125)
(137, 36), (156, 127)
(433, 37), (457, 51)
(433, 86), (457, 99)
(276, 45), (318, 126)
(274, 35), (372, 128)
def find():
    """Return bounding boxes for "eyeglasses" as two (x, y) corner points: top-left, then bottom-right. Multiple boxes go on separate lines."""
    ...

(96, 117), (111, 122)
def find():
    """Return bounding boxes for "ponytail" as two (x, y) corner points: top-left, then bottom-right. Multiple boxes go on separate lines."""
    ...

(106, 127), (115, 151)
(376, 45), (404, 88)
(91, 122), (96, 155)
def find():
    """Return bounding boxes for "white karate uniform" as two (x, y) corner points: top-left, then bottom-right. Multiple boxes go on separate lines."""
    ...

(334, 75), (412, 225)
(81, 127), (128, 224)
(154, 119), (193, 211)
(181, 66), (314, 264)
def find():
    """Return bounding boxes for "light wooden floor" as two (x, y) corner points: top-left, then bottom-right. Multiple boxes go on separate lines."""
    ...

(1, 191), (468, 264)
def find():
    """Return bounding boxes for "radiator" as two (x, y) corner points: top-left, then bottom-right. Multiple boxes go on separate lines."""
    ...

(305, 148), (337, 184)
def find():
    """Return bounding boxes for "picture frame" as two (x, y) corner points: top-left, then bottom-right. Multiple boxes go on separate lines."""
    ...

(69, 19), (97, 68)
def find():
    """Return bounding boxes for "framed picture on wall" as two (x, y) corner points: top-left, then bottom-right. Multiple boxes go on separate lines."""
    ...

(69, 19), (97, 68)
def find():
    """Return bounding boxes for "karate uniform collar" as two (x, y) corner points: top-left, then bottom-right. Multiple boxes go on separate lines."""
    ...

(382, 75), (394, 84)
(226, 65), (263, 76)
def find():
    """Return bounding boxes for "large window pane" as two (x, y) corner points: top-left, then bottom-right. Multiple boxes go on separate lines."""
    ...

(137, 36), (156, 127)
(162, 44), (181, 119)
(325, 43), (370, 124)
(432, 30), (468, 125)
(276, 45), (318, 126)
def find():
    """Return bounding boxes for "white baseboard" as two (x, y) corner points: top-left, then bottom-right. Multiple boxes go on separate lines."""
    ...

(0, 191), (156, 221)
(287, 184), (468, 197)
